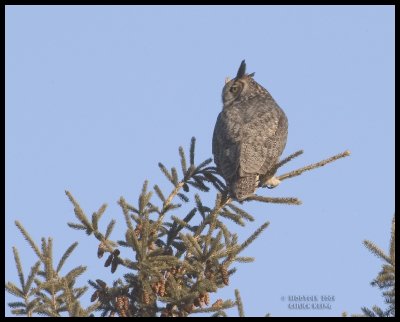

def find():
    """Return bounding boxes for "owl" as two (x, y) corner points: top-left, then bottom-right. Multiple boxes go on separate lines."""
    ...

(212, 60), (288, 201)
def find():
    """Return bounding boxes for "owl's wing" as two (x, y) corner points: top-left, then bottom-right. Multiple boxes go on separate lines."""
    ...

(212, 112), (240, 181)
(239, 105), (288, 175)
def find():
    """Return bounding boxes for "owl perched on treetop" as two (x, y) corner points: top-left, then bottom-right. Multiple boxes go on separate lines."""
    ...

(212, 60), (288, 201)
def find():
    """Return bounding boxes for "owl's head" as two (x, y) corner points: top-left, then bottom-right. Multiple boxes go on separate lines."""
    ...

(222, 60), (267, 106)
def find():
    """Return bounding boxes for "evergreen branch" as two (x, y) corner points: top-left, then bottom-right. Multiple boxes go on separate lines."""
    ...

(363, 240), (392, 265)
(235, 289), (245, 317)
(91, 213), (99, 231)
(204, 194), (228, 250)
(202, 172), (226, 193)
(159, 181), (185, 220)
(10, 308), (28, 316)
(56, 242), (78, 273)
(65, 266), (87, 282)
(219, 209), (245, 226)
(170, 215), (191, 229)
(12, 247), (25, 290)
(25, 261), (41, 294)
(205, 230), (223, 259)
(226, 222), (270, 265)
(274, 150), (351, 183)
(138, 180), (153, 213)
(389, 214), (395, 263)
(8, 301), (26, 308)
(45, 238), (54, 281)
(216, 220), (231, 246)
(124, 202), (139, 214)
(190, 137), (196, 166)
(177, 193), (189, 202)
(65, 191), (93, 234)
(153, 184), (166, 203)
(211, 310), (228, 317)
(193, 299), (235, 313)
(14, 221), (42, 260)
(92, 204), (107, 231)
(194, 194), (208, 219)
(179, 146), (187, 175)
(235, 256), (255, 263)
(5, 282), (24, 298)
(158, 162), (174, 184)
(140, 212), (150, 260)
(180, 233), (202, 258)
(105, 219), (116, 240)
(245, 195), (302, 205)
(226, 204), (254, 222)
(187, 179), (210, 192)
(195, 158), (213, 171)
(118, 197), (134, 231)
(171, 167), (179, 185)
(167, 208), (197, 246)
(126, 229), (142, 261)
(67, 223), (87, 231)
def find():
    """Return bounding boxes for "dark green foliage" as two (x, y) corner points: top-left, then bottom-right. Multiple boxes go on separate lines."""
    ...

(6, 137), (350, 317)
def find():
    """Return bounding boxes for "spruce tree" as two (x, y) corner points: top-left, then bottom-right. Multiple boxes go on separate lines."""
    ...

(6, 137), (350, 317)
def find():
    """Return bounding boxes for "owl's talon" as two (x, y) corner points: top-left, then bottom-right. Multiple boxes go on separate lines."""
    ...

(265, 176), (281, 189)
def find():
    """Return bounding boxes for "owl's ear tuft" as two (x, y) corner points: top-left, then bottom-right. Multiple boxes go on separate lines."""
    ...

(248, 72), (255, 78)
(236, 60), (246, 78)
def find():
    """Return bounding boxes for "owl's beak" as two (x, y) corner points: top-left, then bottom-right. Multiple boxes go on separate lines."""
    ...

(236, 60), (246, 78)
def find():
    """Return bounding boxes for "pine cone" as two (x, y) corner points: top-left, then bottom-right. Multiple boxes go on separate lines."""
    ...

(115, 296), (128, 317)
(160, 308), (172, 317)
(212, 299), (223, 309)
(96, 279), (107, 290)
(142, 290), (150, 305)
(151, 282), (160, 294)
(97, 242), (106, 258)
(104, 254), (113, 267)
(204, 292), (210, 306)
(182, 303), (195, 314)
(220, 265), (229, 286)
(193, 297), (201, 308)
(158, 281), (166, 297)
(90, 290), (99, 302)
(111, 257), (119, 273)
(134, 223), (142, 238)
(148, 242), (156, 251)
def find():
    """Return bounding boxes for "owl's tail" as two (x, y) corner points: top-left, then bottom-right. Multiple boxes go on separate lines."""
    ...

(231, 175), (258, 201)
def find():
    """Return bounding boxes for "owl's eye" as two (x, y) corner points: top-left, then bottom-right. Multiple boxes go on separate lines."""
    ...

(230, 85), (239, 93)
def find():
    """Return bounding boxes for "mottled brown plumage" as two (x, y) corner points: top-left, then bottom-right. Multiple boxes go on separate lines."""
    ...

(212, 60), (288, 201)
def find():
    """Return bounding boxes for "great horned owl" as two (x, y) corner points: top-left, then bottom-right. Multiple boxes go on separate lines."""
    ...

(212, 60), (288, 201)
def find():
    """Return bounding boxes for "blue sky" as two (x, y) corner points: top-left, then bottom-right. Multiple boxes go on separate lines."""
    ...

(5, 5), (394, 317)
